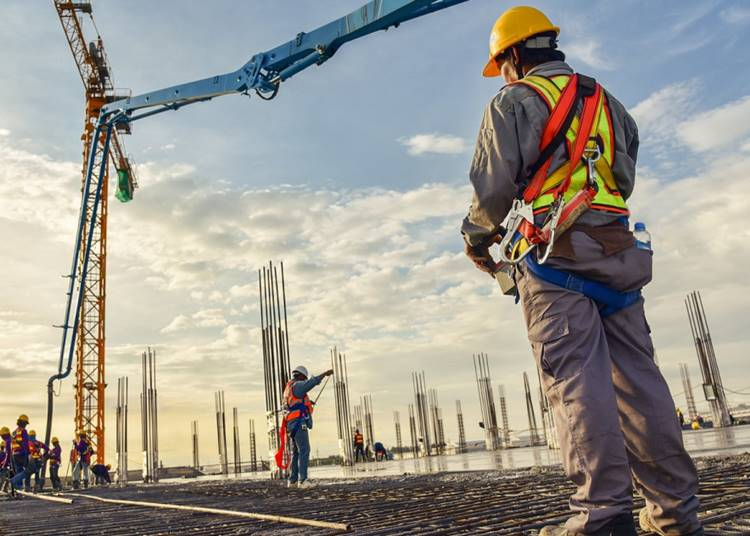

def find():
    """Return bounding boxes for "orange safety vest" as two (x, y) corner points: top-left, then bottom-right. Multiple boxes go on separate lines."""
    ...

(354, 433), (364, 446)
(283, 380), (313, 425)
(29, 440), (44, 461)
(11, 427), (26, 455)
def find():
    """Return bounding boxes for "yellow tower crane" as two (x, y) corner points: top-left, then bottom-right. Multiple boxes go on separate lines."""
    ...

(53, 0), (136, 464)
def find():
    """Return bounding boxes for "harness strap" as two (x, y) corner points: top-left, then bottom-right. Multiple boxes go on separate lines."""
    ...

(525, 255), (641, 317)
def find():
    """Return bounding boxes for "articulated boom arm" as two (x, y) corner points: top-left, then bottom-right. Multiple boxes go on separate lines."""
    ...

(102, 0), (468, 119)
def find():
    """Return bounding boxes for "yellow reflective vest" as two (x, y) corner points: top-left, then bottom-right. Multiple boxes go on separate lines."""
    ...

(517, 74), (629, 216)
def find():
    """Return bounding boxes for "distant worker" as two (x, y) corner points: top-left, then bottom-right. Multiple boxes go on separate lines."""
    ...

(373, 441), (387, 462)
(676, 408), (685, 427)
(48, 437), (62, 491)
(91, 463), (112, 485)
(282, 365), (333, 488)
(463, 7), (702, 536)
(27, 430), (48, 491)
(72, 430), (94, 489)
(9, 414), (31, 491)
(0, 427), (14, 494)
(353, 429), (365, 462)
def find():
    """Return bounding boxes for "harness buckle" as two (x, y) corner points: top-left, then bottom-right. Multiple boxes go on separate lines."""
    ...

(497, 199), (536, 265)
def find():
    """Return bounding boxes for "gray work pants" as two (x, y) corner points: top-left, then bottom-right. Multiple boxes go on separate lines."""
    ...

(516, 231), (701, 535)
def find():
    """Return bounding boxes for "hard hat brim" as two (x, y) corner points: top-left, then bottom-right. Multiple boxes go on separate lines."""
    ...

(483, 58), (502, 77)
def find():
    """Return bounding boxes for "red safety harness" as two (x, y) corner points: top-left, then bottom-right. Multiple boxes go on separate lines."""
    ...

(498, 74), (604, 265)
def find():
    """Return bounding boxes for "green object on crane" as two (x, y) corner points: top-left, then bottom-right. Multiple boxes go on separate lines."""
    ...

(115, 168), (133, 202)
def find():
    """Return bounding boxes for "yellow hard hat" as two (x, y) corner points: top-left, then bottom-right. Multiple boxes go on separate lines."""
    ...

(483, 6), (560, 77)
(52, 437), (59, 443)
(29, 430), (36, 436)
(18, 414), (29, 423)
(0, 426), (9, 436)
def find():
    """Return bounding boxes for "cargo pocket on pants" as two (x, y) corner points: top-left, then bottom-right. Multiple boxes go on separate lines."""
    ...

(528, 313), (570, 378)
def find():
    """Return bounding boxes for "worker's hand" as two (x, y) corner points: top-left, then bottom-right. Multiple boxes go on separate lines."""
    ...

(322, 369), (334, 377)
(464, 239), (499, 276)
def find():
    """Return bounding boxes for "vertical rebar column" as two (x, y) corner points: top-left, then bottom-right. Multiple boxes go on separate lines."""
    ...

(259, 261), (292, 477)
(331, 349), (354, 466)
(232, 407), (241, 475)
(412, 372), (432, 456)
(536, 368), (558, 449)
(150, 348), (159, 481)
(140, 349), (158, 482)
(474, 354), (500, 450)
(523, 372), (540, 446)
(428, 388), (444, 454)
(116, 376), (128, 485)
(679, 363), (699, 420)
(407, 404), (418, 459)
(685, 291), (731, 427)
(498, 385), (511, 448)
(363, 394), (375, 450)
(393, 411), (403, 459)
(191, 421), (199, 469)
(215, 391), (228, 475)
(249, 419), (257, 471)
(353, 404), (364, 438)
(140, 351), (148, 482)
(456, 400), (466, 454)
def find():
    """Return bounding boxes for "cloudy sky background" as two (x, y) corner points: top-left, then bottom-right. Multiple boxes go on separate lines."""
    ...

(1, 0), (750, 467)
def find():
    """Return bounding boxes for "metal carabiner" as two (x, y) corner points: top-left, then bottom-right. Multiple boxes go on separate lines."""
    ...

(497, 199), (535, 265)
(583, 143), (601, 186)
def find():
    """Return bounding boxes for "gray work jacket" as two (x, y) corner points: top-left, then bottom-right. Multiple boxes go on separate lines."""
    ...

(461, 61), (639, 247)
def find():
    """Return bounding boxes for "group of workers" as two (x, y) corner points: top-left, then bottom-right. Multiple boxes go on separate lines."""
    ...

(0, 414), (112, 495)
(353, 430), (388, 462)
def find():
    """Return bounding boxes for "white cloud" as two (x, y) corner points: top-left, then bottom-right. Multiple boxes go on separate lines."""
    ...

(399, 133), (468, 155)
(192, 308), (227, 328)
(0, 128), (10, 136)
(719, 6), (750, 25)
(631, 81), (698, 147)
(566, 39), (613, 71)
(161, 314), (191, 333)
(677, 95), (750, 152)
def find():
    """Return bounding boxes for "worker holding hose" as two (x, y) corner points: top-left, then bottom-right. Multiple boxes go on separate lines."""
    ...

(462, 6), (702, 536)
(280, 365), (333, 488)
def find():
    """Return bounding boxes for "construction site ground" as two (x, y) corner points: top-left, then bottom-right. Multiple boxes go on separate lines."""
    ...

(2, 454), (749, 535)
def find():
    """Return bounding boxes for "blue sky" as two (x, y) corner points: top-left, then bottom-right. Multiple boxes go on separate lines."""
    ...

(1, 1), (750, 466)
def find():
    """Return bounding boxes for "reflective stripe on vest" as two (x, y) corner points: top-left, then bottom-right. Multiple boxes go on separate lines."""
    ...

(517, 74), (629, 216)
(283, 380), (313, 423)
(11, 428), (26, 455)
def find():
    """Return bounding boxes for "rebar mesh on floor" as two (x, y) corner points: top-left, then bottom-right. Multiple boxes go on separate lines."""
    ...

(2, 454), (748, 535)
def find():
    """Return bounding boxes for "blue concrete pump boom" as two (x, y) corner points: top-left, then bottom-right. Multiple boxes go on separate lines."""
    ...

(45, 0), (471, 451)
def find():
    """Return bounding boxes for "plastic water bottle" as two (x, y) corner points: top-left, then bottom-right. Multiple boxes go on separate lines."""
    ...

(633, 222), (652, 251)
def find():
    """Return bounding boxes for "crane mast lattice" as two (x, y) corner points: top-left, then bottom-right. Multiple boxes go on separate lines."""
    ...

(53, 0), (136, 464)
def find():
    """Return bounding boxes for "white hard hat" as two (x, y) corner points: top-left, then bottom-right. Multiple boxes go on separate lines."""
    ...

(292, 365), (309, 378)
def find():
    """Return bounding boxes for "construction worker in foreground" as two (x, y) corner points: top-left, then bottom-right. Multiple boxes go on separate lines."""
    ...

(282, 365), (333, 488)
(72, 430), (94, 489)
(353, 429), (366, 462)
(462, 7), (702, 536)
(9, 414), (31, 491)
(48, 437), (62, 491)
